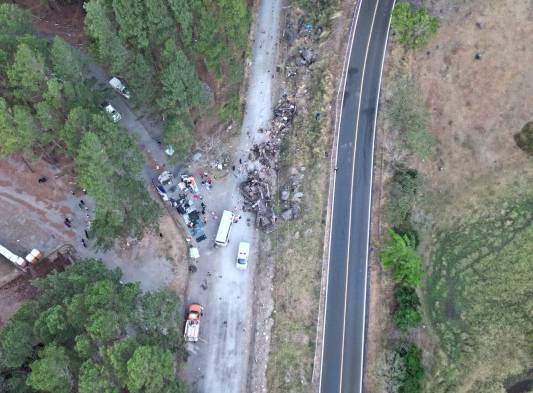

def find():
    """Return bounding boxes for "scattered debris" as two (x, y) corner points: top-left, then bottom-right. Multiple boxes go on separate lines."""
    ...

(240, 95), (298, 231)
(153, 171), (206, 241)
(298, 47), (315, 66)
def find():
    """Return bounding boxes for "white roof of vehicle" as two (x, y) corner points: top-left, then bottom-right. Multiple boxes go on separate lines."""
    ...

(109, 77), (123, 87)
(0, 245), (26, 267)
(189, 247), (200, 259)
(238, 242), (250, 257)
(215, 210), (234, 244)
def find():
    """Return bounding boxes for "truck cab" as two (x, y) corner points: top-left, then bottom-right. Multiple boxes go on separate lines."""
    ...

(184, 303), (203, 342)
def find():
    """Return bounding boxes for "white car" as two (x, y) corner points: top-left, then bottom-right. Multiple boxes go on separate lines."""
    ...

(109, 77), (131, 99)
(236, 242), (250, 270)
(102, 102), (122, 123)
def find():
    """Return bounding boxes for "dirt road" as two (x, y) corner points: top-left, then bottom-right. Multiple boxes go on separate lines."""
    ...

(184, 0), (282, 392)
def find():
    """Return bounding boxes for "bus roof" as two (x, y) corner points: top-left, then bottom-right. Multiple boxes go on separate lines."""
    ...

(215, 210), (234, 245)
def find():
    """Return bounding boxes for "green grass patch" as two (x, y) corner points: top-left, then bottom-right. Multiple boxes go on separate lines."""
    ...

(425, 193), (533, 392)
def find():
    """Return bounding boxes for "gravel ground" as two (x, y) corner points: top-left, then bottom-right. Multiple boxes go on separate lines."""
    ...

(0, 157), (187, 294)
(184, 0), (282, 392)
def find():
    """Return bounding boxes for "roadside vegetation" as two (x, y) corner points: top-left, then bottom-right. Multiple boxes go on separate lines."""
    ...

(379, 228), (424, 392)
(373, 3), (441, 392)
(0, 260), (186, 393)
(0, 4), (160, 248)
(387, 78), (435, 159)
(373, 1), (533, 392)
(265, 1), (338, 391)
(391, 2), (439, 49)
(83, 0), (250, 158)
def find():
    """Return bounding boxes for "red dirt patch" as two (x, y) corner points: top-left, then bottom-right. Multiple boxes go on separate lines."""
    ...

(15, 0), (87, 48)
(0, 249), (73, 326)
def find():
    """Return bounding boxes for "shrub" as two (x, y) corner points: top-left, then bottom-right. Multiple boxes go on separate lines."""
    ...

(514, 121), (533, 155)
(386, 165), (421, 227)
(387, 78), (436, 159)
(380, 228), (423, 288)
(391, 2), (439, 49)
(397, 344), (424, 393)
(393, 285), (422, 330)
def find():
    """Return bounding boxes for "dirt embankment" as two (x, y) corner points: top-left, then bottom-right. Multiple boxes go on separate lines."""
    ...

(247, 2), (354, 393)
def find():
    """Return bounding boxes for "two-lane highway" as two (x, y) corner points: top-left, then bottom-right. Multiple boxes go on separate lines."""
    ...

(320, 0), (395, 392)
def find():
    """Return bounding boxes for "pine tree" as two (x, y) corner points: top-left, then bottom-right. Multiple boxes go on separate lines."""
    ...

(7, 43), (47, 104)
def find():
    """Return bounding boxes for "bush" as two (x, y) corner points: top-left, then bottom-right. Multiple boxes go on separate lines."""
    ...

(514, 121), (533, 155)
(387, 78), (436, 159)
(397, 344), (424, 393)
(393, 285), (422, 330)
(391, 2), (439, 49)
(380, 228), (423, 288)
(386, 165), (421, 227)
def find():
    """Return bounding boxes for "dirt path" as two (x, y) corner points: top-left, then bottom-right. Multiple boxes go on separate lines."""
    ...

(184, 0), (282, 392)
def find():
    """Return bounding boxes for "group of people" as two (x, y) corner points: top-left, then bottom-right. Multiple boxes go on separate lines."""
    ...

(200, 172), (213, 190)
(63, 196), (91, 249)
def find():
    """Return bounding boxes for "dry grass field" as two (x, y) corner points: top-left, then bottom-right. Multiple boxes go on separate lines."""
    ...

(367, 0), (533, 392)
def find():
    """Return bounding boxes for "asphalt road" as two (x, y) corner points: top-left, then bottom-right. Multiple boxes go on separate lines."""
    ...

(319, 0), (395, 392)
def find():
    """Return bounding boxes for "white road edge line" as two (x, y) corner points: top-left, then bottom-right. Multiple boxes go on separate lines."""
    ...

(318, 0), (362, 390)
(360, 0), (396, 390)
(339, 1), (381, 392)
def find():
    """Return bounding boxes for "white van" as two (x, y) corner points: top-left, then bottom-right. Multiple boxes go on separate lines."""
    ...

(215, 210), (234, 247)
(236, 242), (250, 270)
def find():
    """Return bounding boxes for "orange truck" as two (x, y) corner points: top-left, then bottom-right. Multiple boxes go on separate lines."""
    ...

(184, 304), (203, 342)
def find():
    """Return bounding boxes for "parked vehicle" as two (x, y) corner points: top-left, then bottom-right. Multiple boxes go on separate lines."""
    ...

(184, 303), (203, 342)
(0, 244), (42, 271)
(215, 210), (234, 247)
(102, 102), (122, 123)
(152, 178), (169, 201)
(236, 242), (250, 270)
(109, 77), (131, 99)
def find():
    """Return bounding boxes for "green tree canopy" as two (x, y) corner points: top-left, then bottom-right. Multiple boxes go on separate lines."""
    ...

(162, 115), (195, 160)
(26, 345), (73, 393)
(0, 260), (186, 393)
(127, 346), (176, 393)
(7, 43), (47, 104)
(0, 4), (32, 53)
(50, 36), (86, 83)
